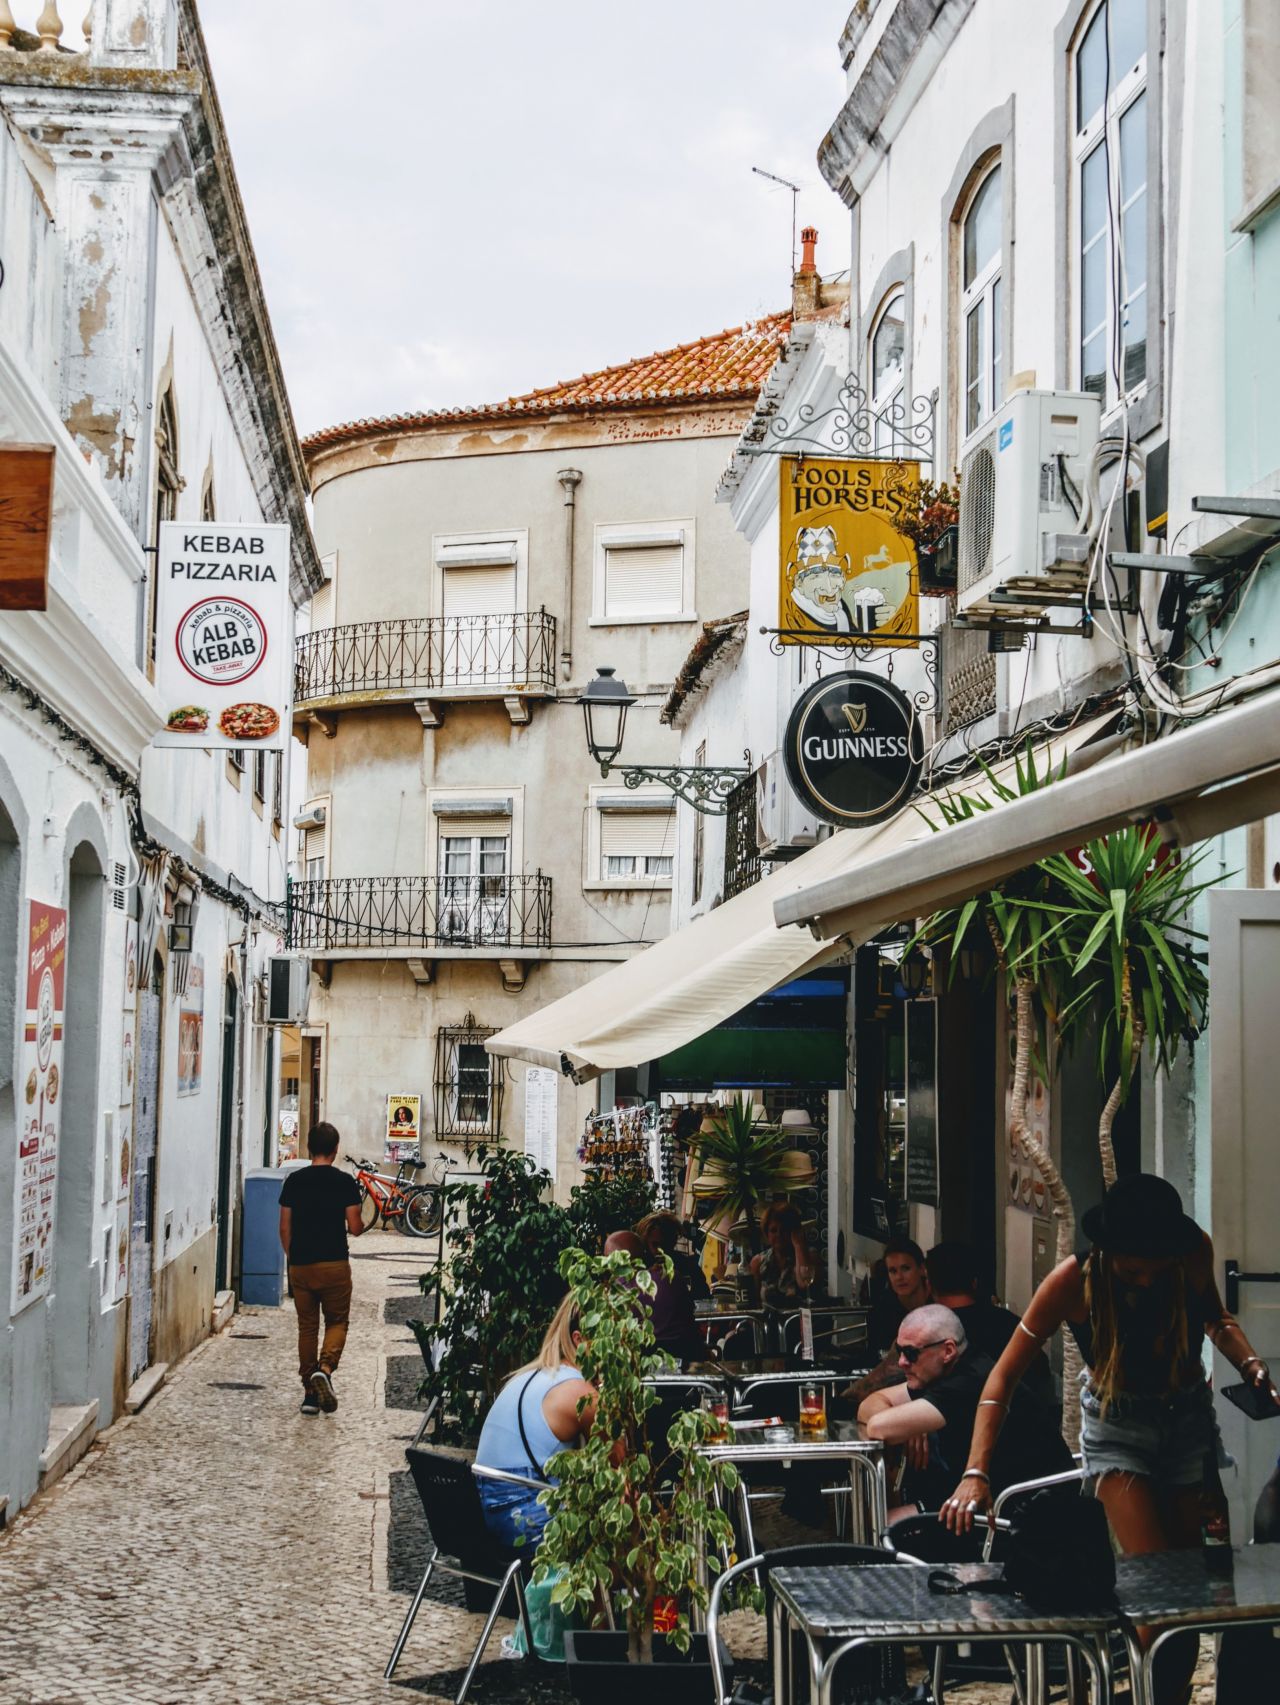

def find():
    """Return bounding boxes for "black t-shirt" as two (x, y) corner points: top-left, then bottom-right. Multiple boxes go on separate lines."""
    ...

(921, 1350), (1072, 1498)
(279, 1164), (362, 1265)
(953, 1300), (1054, 1399)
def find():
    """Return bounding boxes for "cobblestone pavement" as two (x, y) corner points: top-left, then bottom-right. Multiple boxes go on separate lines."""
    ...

(0, 1236), (1217, 1703)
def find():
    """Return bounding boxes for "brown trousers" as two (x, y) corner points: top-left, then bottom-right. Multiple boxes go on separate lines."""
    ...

(289, 1259), (353, 1387)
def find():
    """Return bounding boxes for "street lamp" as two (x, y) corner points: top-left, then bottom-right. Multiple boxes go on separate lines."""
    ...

(577, 664), (750, 815)
(579, 666), (636, 772)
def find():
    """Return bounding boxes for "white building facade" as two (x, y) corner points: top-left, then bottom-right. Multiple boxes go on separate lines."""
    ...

(0, 0), (319, 1515)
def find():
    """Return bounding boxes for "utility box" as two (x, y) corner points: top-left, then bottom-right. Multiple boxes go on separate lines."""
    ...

(242, 1163), (307, 1305)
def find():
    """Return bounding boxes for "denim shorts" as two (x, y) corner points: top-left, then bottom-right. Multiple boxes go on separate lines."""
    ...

(1079, 1373), (1216, 1490)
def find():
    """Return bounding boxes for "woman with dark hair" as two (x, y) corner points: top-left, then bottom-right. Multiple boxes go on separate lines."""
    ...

(751, 1200), (815, 1309)
(941, 1174), (1278, 1704)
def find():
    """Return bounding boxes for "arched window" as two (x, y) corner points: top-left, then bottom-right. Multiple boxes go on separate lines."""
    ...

(1073, 0), (1147, 404)
(200, 462), (217, 523)
(869, 289), (905, 454)
(148, 385), (181, 675)
(961, 165), (1002, 440)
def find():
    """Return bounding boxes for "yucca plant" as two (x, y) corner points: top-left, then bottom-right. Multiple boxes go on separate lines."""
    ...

(690, 1094), (798, 1254)
(1028, 827), (1214, 1187)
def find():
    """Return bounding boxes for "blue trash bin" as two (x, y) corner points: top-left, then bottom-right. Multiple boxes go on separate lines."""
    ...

(242, 1163), (307, 1305)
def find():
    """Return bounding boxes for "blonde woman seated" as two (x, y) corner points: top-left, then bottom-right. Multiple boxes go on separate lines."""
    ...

(474, 1294), (597, 1549)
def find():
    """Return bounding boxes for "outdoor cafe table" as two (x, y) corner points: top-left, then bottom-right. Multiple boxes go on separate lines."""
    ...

(699, 1418), (889, 1552)
(713, 1359), (851, 1416)
(1115, 1543), (1280, 1705)
(769, 1561), (1113, 1705)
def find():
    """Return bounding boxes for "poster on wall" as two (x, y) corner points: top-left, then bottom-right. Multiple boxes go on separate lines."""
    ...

(12, 900), (67, 1312)
(153, 521), (292, 751)
(778, 457), (919, 644)
(385, 1093), (420, 1163)
(117, 1109), (132, 1202)
(122, 917), (138, 1011)
(524, 1067), (558, 1182)
(177, 954), (204, 1098)
(120, 1022), (134, 1109)
(114, 1199), (129, 1298)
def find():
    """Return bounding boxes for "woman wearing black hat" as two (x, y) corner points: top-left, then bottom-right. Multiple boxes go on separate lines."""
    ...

(940, 1174), (1278, 1703)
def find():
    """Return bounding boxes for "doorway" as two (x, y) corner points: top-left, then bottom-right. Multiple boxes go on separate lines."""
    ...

(130, 955), (162, 1382)
(215, 977), (239, 1289)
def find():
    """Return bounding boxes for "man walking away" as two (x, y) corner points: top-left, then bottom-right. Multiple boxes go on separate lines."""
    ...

(279, 1122), (365, 1415)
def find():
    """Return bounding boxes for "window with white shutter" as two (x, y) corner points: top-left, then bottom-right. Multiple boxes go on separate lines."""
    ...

(598, 806), (676, 883)
(594, 522), (693, 623)
(441, 561), (518, 620)
(304, 823), (326, 883)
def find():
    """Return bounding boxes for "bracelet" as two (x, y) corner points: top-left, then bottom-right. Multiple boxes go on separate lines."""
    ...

(1016, 1319), (1043, 1344)
(963, 1467), (991, 1483)
(978, 1399), (1008, 1410)
(1241, 1355), (1267, 1375)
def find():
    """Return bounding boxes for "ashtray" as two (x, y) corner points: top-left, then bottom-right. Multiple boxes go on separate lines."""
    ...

(762, 1423), (795, 1444)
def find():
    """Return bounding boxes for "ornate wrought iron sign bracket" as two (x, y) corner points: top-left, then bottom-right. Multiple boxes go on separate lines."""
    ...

(759, 630), (940, 718)
(739, 373), (937, 470)
(599, 755), (751, 815)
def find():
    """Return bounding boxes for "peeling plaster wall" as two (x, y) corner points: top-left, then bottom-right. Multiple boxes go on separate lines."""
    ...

(0, 115), (61, 397)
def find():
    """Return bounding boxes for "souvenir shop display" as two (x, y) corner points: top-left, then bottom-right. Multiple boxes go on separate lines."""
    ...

(578, 1100), (658, 1183)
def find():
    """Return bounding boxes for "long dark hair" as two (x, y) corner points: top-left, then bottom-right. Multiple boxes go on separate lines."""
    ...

(1084, 1248), (1190, 1409)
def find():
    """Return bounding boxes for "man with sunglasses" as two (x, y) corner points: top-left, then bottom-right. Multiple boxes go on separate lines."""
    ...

(858, 1305), (1070, 1517)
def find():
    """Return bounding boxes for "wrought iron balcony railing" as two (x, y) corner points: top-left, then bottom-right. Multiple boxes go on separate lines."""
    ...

(294, 610), (558, 705)
(286, 874), (553, 953)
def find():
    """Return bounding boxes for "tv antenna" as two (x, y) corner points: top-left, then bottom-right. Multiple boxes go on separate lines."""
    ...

(752, 165), (802, 276)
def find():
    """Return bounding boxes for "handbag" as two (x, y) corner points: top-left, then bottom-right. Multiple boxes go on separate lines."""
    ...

(930, 1487), (1117, 1616)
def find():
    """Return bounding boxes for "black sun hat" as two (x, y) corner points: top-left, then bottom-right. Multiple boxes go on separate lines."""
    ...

(1081, 1174), (1201, 1259)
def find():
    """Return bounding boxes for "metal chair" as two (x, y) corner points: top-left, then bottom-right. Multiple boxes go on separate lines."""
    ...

(781, 1309), (870, 1361)
(384, 1449), (545, 1703)
(706, 1541), (915, 1705)
(982, 1465), (1087, 1560)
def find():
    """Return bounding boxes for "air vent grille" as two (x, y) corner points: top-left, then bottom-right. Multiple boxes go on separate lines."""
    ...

(958, 438), (997, 594)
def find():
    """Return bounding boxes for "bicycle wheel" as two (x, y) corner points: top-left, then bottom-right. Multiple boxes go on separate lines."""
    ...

(358, 1184), (379, 1230)
(404, 1187), (442, 1239)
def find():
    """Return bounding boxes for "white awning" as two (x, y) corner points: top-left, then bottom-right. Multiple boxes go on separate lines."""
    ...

(487, 712), (1117, 1079)
(774, 688), (1280, 943)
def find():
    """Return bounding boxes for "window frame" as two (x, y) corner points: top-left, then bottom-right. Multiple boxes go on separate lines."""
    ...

(434, 1013), (505, 1139)
(591, 518), (696, 627)
(586, 783), (677, 892)
(868, 287), (907, 455)
(430, 528), (528, 623)
(1070, 0), (1149, 414)
(959, 164), (1004, 447)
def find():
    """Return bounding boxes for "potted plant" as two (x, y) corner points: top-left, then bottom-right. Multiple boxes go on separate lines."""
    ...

(690, 1093), (812, 1257)
(533, 1245), (757, 1701)
(894, 468), (960, 595)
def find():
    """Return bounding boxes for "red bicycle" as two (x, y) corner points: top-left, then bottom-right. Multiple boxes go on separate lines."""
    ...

(345, 1155), (441, 1238)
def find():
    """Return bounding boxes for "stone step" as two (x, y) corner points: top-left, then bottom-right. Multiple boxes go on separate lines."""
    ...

(38, 1402), (99, 1490)
(212, 1289), (236, 1332)
(124, 1363), (169, 1415)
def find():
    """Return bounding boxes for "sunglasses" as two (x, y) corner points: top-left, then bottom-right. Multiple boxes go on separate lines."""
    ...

(896, 1338), (952, 1365)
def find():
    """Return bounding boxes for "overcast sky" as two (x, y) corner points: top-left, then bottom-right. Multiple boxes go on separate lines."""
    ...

(200, 2), (853, 437)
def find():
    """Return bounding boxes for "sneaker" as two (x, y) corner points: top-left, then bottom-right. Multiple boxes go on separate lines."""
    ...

(310, 1368), (338, 1413)
(299, 1391), (321, 1416)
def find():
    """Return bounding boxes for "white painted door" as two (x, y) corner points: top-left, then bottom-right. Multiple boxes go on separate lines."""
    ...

(438, 833), (510, 943)
(1209, 887), (1280, 1536)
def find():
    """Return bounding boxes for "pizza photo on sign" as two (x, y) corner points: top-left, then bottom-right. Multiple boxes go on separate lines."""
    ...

(166, 706), (209, 733)
(217, 702), (280, 741)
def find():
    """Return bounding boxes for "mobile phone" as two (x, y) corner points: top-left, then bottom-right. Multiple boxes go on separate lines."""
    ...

(1222, 1381), (1280, 1421)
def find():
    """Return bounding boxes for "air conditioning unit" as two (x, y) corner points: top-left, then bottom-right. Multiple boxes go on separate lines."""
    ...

(756, 751), (820, 857)
(266, 955), (310, 1025)
(957, 389), (1101, 615)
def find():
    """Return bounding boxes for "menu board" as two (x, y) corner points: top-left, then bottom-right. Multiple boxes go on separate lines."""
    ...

(12, 900), (66, 1311)
(524, 1067), (558, 1182)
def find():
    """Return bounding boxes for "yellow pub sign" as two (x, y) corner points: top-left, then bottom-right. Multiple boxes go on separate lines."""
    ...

(778, 456), (920, 646)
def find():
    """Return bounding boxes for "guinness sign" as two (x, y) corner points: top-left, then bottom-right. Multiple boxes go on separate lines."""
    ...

(783, 671), (923, 827)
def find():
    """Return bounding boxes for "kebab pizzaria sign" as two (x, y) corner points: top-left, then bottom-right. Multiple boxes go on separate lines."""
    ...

(154, 523), (292, 750)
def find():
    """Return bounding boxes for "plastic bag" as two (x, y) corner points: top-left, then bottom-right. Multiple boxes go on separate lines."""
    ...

(506, 1568), (573, 1663)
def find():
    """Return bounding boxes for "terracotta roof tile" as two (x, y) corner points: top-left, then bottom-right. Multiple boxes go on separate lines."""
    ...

(302, 312), (791, 453)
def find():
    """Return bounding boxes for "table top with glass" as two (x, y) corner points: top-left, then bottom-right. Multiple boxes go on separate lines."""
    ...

(770, 1561), (1113, 1705)
(1114, 1544), (1280, 1705)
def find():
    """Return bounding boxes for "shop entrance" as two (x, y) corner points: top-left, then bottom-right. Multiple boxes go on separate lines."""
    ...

(1210, 888), (1280, 1534)
(215, 977), (239, 1289)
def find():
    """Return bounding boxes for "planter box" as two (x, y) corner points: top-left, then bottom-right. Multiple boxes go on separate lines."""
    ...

(918, 523), (958, 594)
(563, 1630), (732, 1704)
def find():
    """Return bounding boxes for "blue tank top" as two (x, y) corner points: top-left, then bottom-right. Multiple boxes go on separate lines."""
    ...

(475, 1365), (582, 1477)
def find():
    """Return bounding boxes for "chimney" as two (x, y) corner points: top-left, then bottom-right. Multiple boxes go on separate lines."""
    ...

(792, 226), (822, 321)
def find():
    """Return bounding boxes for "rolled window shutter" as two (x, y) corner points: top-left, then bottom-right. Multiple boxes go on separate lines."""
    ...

(304, 824), (326, 864)
(441, 563), (518, 619)
(600, 809), (675, 859)
(438, 819), (511, 842)
(603, 542), (684, 617)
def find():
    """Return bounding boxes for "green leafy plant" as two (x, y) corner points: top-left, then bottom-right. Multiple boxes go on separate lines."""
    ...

(1029, 828), (1214, 1186)
(690, 1094), (794, 1253)
(533, 1247), (756, 1662)
(419, 1145), (572, 1441)
(892, 469), (960, 553)
(566, 1169), (656, 1254)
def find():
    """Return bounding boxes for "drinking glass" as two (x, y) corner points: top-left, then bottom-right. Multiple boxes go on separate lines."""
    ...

(798, 1380), (828, 1440)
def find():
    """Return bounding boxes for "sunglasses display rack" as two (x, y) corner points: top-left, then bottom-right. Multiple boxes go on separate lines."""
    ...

(578, 1100), (659, 1183)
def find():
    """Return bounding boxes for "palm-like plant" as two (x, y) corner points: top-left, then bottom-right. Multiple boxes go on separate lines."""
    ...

(690, 1094), (802, 1254)
(1030, 828), (1213, 1187)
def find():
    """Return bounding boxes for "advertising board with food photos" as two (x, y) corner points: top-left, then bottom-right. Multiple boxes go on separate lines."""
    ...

(13, 900), (66, 1312)
(154, 522), (292, 750)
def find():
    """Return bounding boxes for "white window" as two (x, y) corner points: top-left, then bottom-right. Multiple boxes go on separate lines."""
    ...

(593, 521), (694, 624)
(438, 824), (511, 942)
(599, 806), (675, 885)
(961, 165), (1003, 441)
(299, 796), (330, 884)
(1073, 0), (1147, 406)
(869, 289), (906, 454)
(432, 532), (528, 685)
(438, 540), (519, 620)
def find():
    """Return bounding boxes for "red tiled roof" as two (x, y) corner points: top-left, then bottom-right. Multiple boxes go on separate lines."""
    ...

(302, 311), (791, 453)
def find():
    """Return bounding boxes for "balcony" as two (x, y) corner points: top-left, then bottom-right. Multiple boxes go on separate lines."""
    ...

(293, 611), (558, 731)
(286, 874), (553, 988)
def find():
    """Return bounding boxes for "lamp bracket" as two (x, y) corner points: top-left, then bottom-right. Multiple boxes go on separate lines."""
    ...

(601, 756), (751, 815)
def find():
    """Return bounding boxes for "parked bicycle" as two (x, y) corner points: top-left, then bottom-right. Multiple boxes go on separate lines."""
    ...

(345, 1154), (442, 1238)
